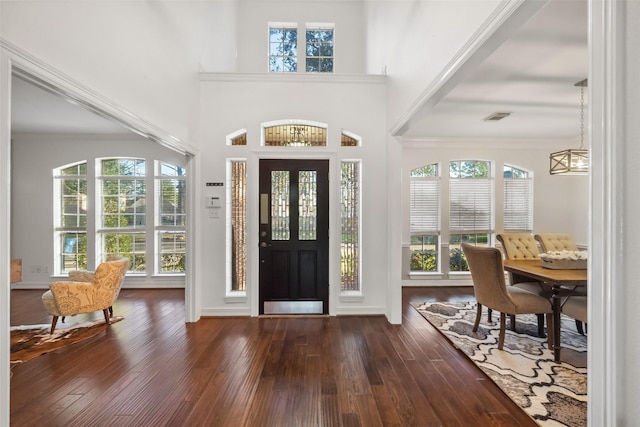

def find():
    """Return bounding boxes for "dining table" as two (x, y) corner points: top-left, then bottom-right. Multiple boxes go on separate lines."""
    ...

(502, 259), (587, 362)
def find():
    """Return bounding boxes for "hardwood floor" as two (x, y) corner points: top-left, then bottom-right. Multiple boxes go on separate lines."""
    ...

(10, 287), (537, 426)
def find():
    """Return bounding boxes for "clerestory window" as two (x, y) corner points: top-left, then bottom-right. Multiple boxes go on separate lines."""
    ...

(269, 23), (334, 73)
(306, 25), (334, 72)
(269, 24), (298, 72)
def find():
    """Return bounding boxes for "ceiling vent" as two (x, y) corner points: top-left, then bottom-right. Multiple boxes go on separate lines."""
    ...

(483, 112), (512, 122)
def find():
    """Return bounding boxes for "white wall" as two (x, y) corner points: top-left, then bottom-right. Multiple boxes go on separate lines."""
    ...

(363, 0), (504, 130)
(0, 0), (220, 143)
(11, 133), (188, 288)
(199, 74), (388, 316)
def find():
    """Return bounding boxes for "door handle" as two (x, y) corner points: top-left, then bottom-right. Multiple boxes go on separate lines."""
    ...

(260, 242), (272, 248)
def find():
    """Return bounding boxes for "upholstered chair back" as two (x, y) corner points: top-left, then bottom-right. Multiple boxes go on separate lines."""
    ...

(92, 257), (130, 307)
(496, 233), (540, 260)
(534, 233), (579, 253)
(461, 243), (517, 314)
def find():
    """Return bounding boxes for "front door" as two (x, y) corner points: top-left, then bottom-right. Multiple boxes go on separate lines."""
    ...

(259, 159), (329, 314)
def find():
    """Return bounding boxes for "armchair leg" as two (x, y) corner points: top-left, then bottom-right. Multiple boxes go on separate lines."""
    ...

(103, 309), (111, 325)
(575, 320), (585, 335)
(509, 314), (516, 331)
(109, 306), (113, 317)
(50, 316), (59, 335)
(487, 308), (492, 323)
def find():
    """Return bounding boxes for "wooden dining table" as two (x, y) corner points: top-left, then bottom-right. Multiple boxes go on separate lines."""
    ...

(502, 259), (587, 362)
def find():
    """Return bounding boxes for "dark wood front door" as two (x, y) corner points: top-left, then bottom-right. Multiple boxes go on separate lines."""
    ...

(259, 159), (329, 314)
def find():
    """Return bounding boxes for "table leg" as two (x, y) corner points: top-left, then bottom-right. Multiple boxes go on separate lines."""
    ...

(552, 285), (561, 362)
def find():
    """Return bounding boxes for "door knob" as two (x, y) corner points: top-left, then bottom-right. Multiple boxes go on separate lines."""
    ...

(260, 242), (271, 248)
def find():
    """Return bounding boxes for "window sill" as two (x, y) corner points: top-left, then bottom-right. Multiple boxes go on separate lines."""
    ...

(339, 293), (364, 303)
(408, 272), (444, 280)
(224, 292), (247, 303)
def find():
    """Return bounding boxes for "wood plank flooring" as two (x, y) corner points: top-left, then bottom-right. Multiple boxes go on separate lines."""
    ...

(10, 287), (537, 426)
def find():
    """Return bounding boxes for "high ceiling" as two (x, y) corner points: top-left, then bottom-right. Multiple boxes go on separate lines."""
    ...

(398, 0), (588, 141)
(10, 0), (587, 141)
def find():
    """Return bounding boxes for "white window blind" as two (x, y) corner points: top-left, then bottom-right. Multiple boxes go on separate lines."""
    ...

(410, 178), (440, 234)
(504, 177), (533, 231)
(449, 178), (494, 232)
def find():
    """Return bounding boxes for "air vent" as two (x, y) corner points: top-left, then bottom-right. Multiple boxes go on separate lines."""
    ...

(483, 112), (512, 121)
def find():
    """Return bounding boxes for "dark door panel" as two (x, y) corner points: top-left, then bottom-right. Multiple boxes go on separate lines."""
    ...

(259, 159), (329, 314)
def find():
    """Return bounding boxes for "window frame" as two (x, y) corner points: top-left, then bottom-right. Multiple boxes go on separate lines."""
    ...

(155, 161), (187, 274)
(409, 164), (440, 274)
(53, 161), (88, 275)
(268, 22), (299, 73)
(503, 164), (534, 232)
(448, 160), (494, 273)
(305, 23), (335, 73)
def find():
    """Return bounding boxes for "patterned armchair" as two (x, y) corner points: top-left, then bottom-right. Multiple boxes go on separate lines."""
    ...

(41, 257), (129, 334)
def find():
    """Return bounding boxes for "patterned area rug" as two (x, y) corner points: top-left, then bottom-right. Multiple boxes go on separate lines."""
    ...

(412, 301), (587, 427)
(10, 316), (124, 370)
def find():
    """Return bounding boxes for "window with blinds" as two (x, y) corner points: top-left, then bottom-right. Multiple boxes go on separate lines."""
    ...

(503, 165), (533, 231)
(409, 164), (440, 272)
(448, 161), (493, 272)
(449, 161), (493, 232)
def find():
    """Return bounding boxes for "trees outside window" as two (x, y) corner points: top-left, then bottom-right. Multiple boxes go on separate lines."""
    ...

(269, 25), (298, 72)
(55, 158), (186, 275)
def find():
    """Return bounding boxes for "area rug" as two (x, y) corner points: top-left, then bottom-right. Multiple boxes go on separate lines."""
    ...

(411, 301), (587, 427)
(10, 316), (124, 369)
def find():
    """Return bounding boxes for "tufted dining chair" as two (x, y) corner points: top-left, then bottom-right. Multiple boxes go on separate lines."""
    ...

(562, 295), (588, 335)
(496, 233), (551, 336)
(534, 233), (579, 253)
(535, 232), (588, 332)
(41, 257), (129, 334)
(461, 243), (554, 350)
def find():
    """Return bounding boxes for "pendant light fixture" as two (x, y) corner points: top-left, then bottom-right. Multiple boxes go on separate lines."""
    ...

(549, 79), (589, 175)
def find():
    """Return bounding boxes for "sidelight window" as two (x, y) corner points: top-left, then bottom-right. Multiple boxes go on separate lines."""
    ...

(340, 161), (360, 292)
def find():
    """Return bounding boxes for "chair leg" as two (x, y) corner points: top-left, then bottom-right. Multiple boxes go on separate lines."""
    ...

(498, 312), (506, 350)
(50, 316), (59, 335)
(537, 314), (546, 338)
(575, 320), (585, 335)
(109, 306), (113, 317)
(545, 313), (554, 350)
(487, 308), (492, 323)
(473, 303), (483, 332)
(103, 309), (111, 325)
(509, 314), (516, 331)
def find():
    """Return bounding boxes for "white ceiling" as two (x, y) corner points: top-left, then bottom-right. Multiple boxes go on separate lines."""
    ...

(9, 0), (588, 141)
(400, 0), (588, 141)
